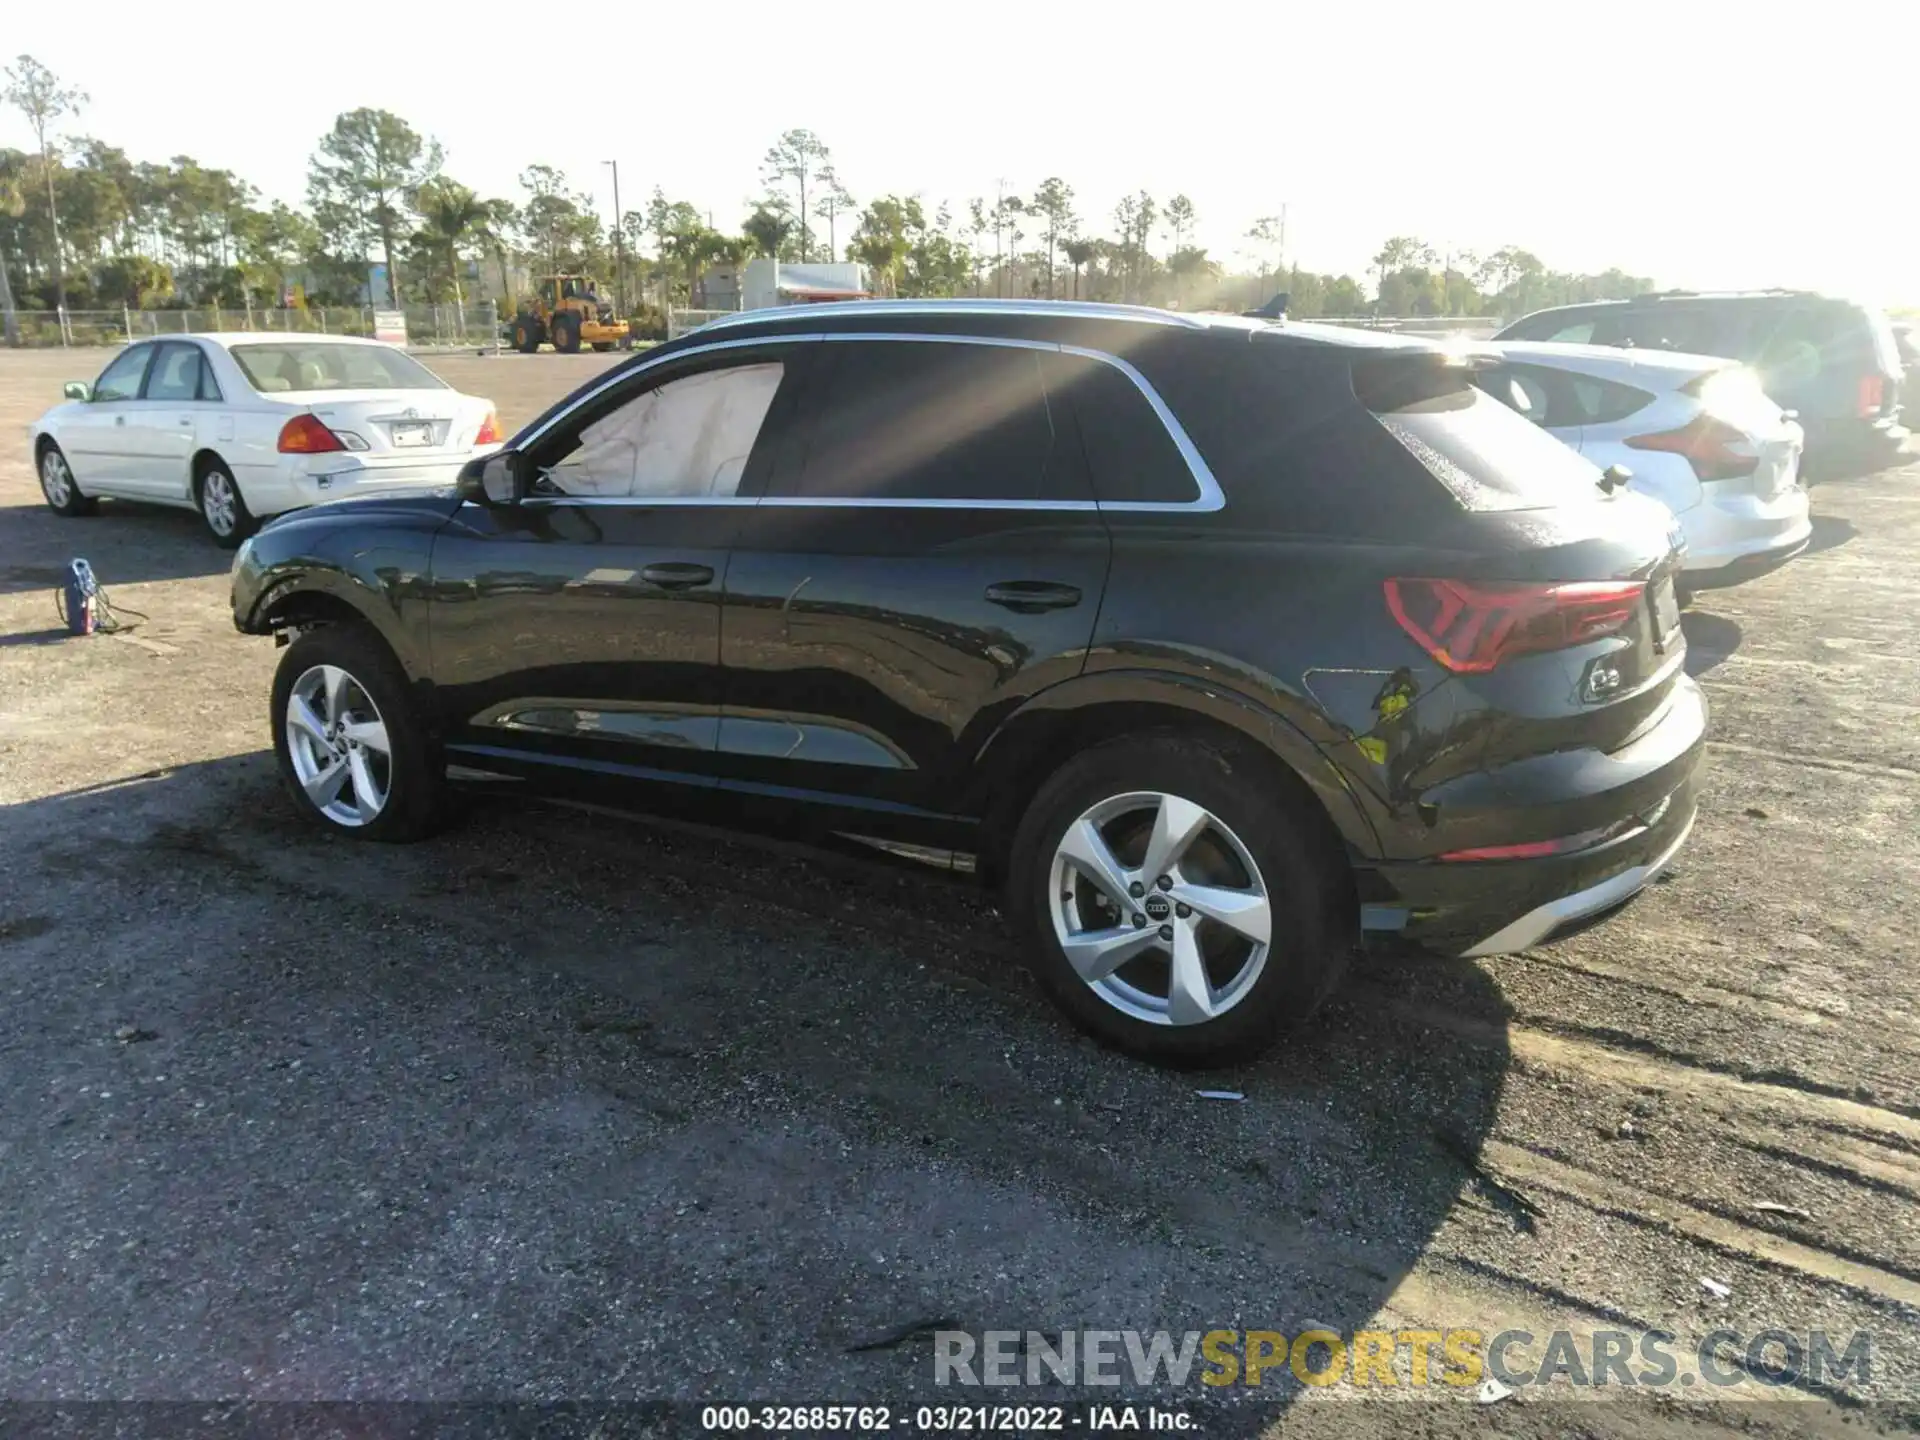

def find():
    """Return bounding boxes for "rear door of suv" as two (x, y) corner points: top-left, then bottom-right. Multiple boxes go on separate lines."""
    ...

(715, 334), (1111, 834)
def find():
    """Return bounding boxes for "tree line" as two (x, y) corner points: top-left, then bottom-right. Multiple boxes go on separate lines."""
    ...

(0, 53), (1655, 335)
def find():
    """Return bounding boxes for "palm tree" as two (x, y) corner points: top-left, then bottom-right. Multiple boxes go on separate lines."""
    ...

(0, 152), (23, 345)
(1063, 238), (1096, 300)
(411, 177), (489, 325)
(474, 197), (519, 318)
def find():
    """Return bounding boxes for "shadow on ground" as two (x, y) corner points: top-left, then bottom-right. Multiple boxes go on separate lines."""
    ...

(0, 756), (1512, 1420)
(1682, 609), (1743, 676)
(1803, 513), (1857, 558)
(0, 499), (232, 592)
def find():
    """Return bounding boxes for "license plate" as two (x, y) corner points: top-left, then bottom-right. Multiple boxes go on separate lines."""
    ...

(391, 421), (434, 447)
(1652, 574), (1682, 644)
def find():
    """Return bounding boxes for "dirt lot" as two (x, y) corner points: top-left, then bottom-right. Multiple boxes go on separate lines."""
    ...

(1, 346), (1917, 1436)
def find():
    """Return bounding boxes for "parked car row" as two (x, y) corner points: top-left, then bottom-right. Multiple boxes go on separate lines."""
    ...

(1493, 289), (1908, 470)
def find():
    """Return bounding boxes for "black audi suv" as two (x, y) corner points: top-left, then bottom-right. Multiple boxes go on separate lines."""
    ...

(231, 300), (1707, 1065)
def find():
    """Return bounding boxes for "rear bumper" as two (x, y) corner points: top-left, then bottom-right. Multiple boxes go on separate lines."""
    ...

(1358, 673), (1708, 955)
(1678, 485), (1811, 579)
(236, 447), (499, 517)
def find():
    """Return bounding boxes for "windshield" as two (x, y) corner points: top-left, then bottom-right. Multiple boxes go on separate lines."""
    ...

(229, 342), (447, 394)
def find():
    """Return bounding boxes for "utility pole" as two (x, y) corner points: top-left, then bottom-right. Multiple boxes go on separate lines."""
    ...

(603, 159), (625, 315)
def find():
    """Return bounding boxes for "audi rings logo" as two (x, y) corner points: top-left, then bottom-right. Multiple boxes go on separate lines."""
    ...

(1144, 894), (1172, 922)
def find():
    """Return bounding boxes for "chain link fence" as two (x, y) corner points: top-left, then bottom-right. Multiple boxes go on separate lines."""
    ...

(666, 308), (741, 340)
(1, 302), (501, 351)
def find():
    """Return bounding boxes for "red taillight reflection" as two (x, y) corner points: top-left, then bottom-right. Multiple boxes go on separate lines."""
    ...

(1858, 373), (1886, 418)
(1384, 578), (1645, 673)
(475, 409), (502, 445)
(277, 413), (344, 454)
(1624, 415), (1756, 482)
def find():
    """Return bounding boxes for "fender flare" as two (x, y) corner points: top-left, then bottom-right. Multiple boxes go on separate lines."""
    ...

(250, 568), (427, 682)
(972, 668), (1383, 857)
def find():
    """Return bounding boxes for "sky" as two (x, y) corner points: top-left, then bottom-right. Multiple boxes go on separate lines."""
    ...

(6, 0), (1917, 305)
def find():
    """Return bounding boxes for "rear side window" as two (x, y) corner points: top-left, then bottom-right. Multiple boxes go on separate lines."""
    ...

(1614, 305), (1749, 358)
(1360, 360), (1602, 512)
(1042, 353), (1195, 504)
(1565, 373), (1654, 424)
(782, 340), (1078, 502)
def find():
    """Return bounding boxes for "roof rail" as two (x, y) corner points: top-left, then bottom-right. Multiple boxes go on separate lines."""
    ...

(696, 298), (1207, 332)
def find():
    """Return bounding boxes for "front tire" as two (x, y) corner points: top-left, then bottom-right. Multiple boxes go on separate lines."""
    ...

(1007, 732), (1352, 1067)
(270, 625), (447, 842)
(38, 443), (97, 517)
(551, 313), (582, 354)
(196, 460), (256, 548)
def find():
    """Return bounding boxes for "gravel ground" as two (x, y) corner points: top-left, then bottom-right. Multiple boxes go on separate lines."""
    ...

(2, 348), (1916, 1438)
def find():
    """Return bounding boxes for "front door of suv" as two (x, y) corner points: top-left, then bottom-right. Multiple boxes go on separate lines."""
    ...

(716, 335), (1112, 839)
(430, 343), (807, 803)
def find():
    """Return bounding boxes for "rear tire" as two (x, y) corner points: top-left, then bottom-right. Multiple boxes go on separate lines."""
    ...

(38, 442), (97, 517)
(196, 458), (256, 548)
(551, 313), (582, 354)
(271, 625), (447, 843)
(1007, 732), (1353, 1067)
(513, 318), (542, 353)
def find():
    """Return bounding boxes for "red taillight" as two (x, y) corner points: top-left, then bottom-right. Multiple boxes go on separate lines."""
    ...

(1384, 578), (1645, 674)
(1624, 414), (1756, 482)
(1857, 373), (1885, 418)
(475, 409), (502, 446)
(277, 413), (344, 454)
(1440, 834), (1594, 862)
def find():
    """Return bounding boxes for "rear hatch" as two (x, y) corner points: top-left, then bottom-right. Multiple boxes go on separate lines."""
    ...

(1357, 353), (1689, 773)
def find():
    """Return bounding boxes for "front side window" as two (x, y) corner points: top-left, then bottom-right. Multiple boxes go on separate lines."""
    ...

(1543, 320), (1597, 344)
(777, 341), (1067, 502)
(539, 362), (785, 499)
(92, 346), (153, 403)
(230, 342), (447, 394)
(144, 344), (205, 403)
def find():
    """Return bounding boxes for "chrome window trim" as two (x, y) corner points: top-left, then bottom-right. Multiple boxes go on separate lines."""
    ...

(697, 298), (1206, 332)
(510, 329), (1224, 514)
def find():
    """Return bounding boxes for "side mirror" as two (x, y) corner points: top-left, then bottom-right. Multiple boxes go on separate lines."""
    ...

(1600, 464), (1634, 493)
(63, 381), (91, 401)
(457, 450), (525, 506)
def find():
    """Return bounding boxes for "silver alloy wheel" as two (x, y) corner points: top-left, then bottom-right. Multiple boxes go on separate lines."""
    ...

(40, 449), (73, 507)
(285, 664), (392, 827)
(201, 469), (237, 536)
(1048, 791), (1273, 1026)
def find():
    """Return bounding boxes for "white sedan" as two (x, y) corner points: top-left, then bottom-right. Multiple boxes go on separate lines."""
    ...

(1477, 342), (1810, 592)
(28, 334), (502, 547)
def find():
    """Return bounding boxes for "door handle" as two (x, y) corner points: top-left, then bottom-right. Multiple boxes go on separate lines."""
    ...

(115, 416), (126, 426)
(985, 580), (1083, 613)
(179, 417), (193, 426)
(639, 562), (715, 590)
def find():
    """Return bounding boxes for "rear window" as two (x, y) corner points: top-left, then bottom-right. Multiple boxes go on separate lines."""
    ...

(1360, 360), (1603, 512)
(230, 342), (446, 394)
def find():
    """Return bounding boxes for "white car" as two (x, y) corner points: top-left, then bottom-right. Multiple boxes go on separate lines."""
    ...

(29, 334), (502, 547)
(1478, 342), (1811, 592)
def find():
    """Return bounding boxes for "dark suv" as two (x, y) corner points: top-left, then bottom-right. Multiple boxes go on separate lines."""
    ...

(1495, 290), (1908, 470)
(232, 301), (1707, 1064)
